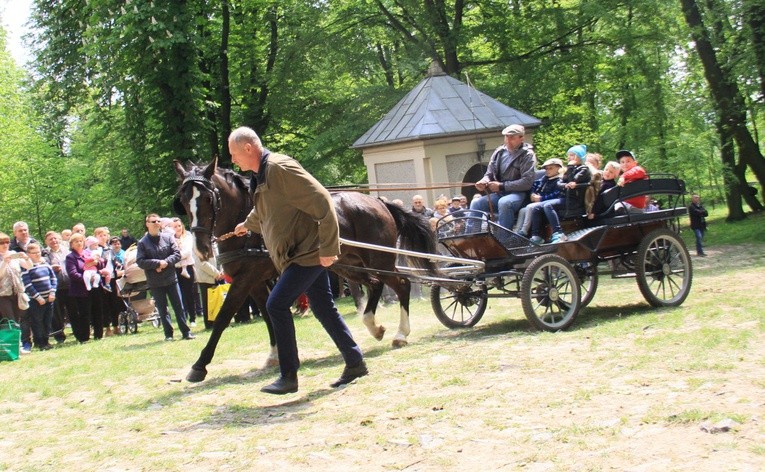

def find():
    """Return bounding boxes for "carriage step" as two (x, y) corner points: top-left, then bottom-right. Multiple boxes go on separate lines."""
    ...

(565, 225), (606, 241)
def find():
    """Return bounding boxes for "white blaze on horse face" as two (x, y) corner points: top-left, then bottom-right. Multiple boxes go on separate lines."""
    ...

(189, 187), (208, 260)
(189, 187), (201, 229)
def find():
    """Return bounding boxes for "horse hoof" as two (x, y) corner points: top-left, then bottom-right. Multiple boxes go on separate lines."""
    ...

(186, 367), (208, 382)
(374, 326), (386, 341)
(391, 339), (408, 348)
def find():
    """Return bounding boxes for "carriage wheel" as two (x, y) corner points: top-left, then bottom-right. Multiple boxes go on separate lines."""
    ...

(521, 254), (581, 331)
(430, 282), (488, 328)
(574, 261), (599, 308)
(636, 228), (692, 307)
(151, 316), (160, 329)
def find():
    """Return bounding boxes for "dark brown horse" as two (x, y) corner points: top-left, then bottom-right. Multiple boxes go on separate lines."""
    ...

(173, 158), (439, 382)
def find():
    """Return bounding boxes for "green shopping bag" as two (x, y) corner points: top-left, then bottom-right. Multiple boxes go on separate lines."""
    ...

(0, 318), (21, 362)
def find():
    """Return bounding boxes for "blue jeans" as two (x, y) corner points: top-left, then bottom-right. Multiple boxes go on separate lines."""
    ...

(469, 192), (526, 230)
(266, 263), (363, 377)
(693, 228), (705, 255)
(531, 198), (565, 236)
(151, 283), (189, 339)
(28, 300), (53, 348)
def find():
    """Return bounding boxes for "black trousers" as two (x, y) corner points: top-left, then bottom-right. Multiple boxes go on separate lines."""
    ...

(176, 266), (202, 322)
(51, 287), (76, 342)
(71, 295), (94, 342)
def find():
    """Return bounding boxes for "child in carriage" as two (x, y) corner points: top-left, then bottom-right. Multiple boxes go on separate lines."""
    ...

(587, 161), (621, 219)
(513, 158), (564, 238)
(529, 144), (592, 244)
(614, 150), (649, 213)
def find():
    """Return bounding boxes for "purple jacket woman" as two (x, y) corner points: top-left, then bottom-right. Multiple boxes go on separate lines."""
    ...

(65, 234), (105, 342)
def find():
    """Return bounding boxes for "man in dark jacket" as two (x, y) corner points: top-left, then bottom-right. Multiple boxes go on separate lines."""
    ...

(688, 194), (708, 257)
(136, 213), (194, 341)
(231, 126), (366, 395)
(10, 221), (38, 253)
(119, 229), (137, 250)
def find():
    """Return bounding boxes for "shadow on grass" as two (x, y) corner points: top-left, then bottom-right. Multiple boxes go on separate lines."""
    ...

(430, 317), (534, 341)
(426, 302), (660, 341)
(132, 342), (393, 414)
(573, 303), (659, 330)
(133, 302), (663, 420)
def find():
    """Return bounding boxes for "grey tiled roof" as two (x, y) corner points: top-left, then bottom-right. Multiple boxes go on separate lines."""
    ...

(352, 73), (541, 149)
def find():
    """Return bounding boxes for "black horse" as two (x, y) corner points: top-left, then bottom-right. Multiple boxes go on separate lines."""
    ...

(173, 158), (439, 382)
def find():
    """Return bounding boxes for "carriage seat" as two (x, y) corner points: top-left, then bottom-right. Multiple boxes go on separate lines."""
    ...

(590, 174), (687, 226)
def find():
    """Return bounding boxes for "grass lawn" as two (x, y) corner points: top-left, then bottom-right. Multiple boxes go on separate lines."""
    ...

(1, 214), (763, 471)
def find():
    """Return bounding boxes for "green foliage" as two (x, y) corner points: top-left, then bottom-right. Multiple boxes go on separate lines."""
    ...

(0, 0), (759, 231)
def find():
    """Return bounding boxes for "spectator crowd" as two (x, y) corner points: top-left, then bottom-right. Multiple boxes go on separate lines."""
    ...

(0, 218), (230, 355)
(2, 125), (700, 356)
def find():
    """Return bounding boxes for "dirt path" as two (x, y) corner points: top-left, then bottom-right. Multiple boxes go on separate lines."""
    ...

(1, 245), (764, 471)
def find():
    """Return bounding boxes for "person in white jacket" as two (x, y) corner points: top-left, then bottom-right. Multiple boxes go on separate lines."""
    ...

(192, 243), (225, 329)
(171, 218), (203, 327)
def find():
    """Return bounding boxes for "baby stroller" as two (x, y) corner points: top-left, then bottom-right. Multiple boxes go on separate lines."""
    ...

(116, 280), (160, 334)
(115, 245), (160, 334)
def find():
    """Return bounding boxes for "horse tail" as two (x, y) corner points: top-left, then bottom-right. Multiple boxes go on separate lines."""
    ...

(383, 202), (442, 276)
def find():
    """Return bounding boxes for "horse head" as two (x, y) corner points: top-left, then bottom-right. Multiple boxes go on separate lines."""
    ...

(173, 157), (220, 261)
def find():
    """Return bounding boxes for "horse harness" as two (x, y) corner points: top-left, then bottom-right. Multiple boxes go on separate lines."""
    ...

(175, 172), (270, 265)
(175, 174), (222, 239)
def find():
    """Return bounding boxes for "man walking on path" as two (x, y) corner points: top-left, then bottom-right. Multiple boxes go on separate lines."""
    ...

(231, 126), (367, 395)
(688, 194), (708, 257)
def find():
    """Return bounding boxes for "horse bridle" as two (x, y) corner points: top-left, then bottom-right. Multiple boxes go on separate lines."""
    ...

(177, 174), (221, 239)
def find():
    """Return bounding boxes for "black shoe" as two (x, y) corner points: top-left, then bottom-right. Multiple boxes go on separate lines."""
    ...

(330, 361), (368, 388)
(39, 344), (53, 351)
(261, 374), (298, 395)
(182, 333), (196, 340)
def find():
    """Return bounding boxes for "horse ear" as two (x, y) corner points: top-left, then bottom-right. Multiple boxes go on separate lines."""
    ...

(173, 160), (188, 180)
(203, 156), (218, 180)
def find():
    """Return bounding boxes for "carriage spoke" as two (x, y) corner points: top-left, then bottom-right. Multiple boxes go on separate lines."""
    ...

(432, 283), (488, 328)
(636, 229), (692, 308)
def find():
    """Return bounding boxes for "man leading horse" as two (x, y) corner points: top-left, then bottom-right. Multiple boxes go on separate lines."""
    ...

(229, 126), (368, 395)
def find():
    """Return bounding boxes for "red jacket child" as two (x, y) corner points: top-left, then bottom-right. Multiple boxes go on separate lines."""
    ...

(616, 150), (648, 210)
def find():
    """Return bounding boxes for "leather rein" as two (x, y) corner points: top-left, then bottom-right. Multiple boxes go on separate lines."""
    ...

(177, 173), (269, 263)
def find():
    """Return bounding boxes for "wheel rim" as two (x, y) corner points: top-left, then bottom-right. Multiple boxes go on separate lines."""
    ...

(526, 260), (580, 329)
(574, 262), (598, 307)
(440, 286), (484, 323)
(641, 235), (690, 304)
(431, 281), (488, 328)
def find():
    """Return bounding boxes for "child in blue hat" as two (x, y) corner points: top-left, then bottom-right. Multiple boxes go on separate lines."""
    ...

(528, 145), (592, 244)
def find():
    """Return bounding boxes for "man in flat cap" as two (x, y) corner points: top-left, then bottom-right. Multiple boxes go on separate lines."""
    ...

(469, 124), (536, 235)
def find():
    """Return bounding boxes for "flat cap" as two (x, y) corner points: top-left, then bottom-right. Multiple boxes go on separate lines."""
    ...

(501, 124), (525, 136)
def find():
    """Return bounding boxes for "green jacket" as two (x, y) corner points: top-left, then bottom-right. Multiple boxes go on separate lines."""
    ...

(243, 151), (340, 273)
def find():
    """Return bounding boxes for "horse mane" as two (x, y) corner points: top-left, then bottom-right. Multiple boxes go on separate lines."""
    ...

(214, 165), (251, 193)
(181, 160), (250, 194)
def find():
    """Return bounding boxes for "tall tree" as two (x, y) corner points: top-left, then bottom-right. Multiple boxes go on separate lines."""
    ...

(680, 0), (765, 218)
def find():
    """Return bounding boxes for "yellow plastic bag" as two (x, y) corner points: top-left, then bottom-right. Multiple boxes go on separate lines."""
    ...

(207, 284), (230, 321)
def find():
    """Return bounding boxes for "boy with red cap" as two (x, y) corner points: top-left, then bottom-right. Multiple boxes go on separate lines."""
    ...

(615, 150), (648, 213)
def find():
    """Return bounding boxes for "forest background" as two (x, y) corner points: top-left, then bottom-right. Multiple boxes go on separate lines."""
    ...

(0, 0), (764, 238)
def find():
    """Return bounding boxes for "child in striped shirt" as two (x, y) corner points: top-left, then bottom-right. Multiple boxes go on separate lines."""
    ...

(21, 243), (57, 351)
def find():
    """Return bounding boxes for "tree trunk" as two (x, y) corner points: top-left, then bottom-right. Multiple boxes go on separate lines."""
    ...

(717, 120), (746, 221)
(744, 0), (765, 100)
(680, 0), (765, 212)
(219, 0), (232, 166)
